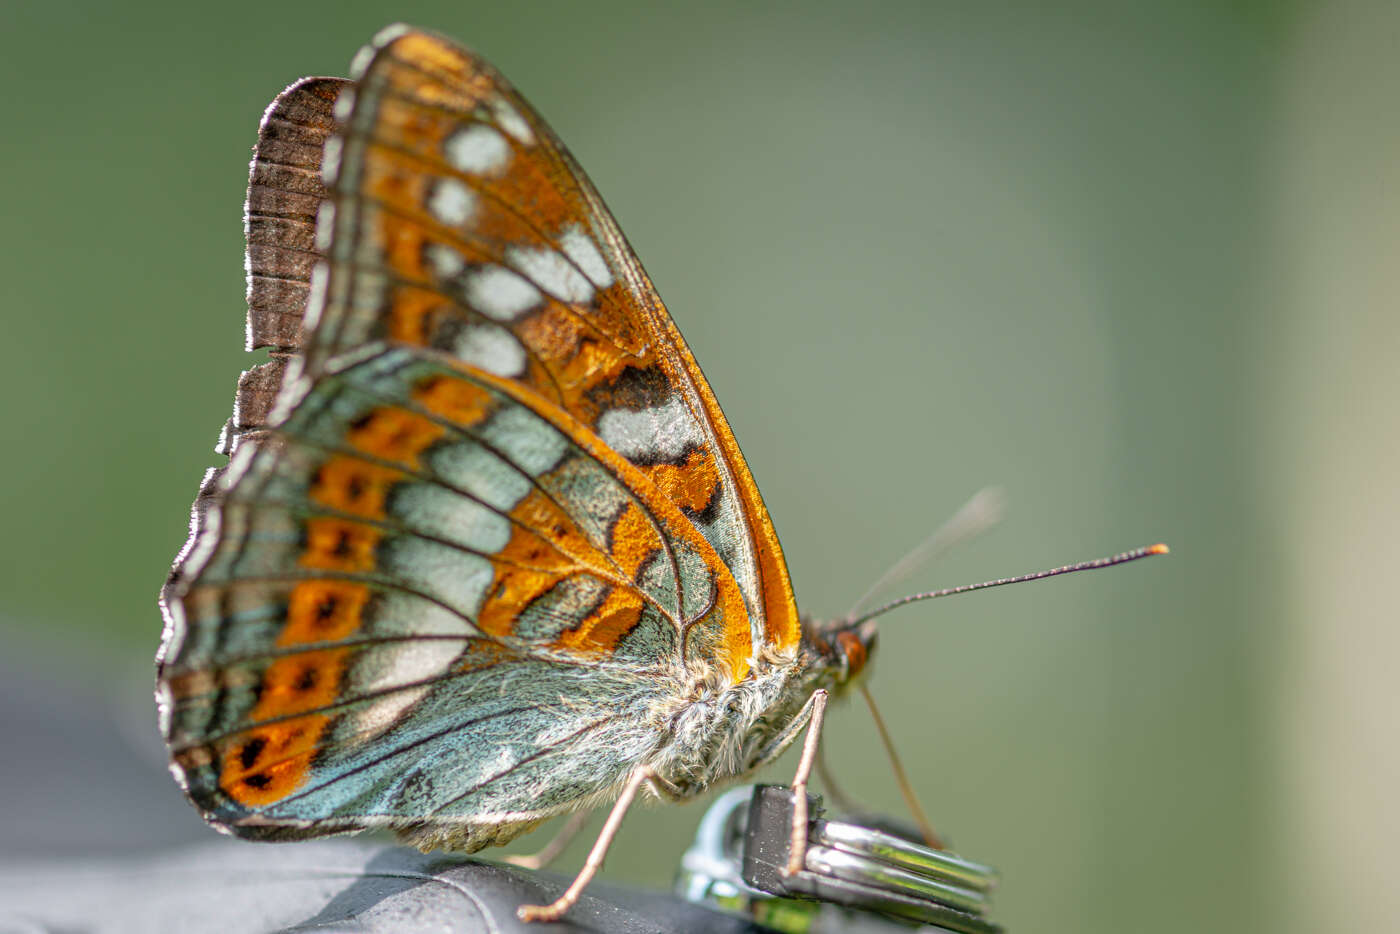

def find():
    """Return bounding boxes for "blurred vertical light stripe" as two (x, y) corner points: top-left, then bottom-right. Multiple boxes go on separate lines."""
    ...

(1265, 0), (1400, 930)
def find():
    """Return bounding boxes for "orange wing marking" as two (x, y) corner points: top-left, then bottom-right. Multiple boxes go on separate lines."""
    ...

(346, 405), (445, 464)
(298, 518), (381, 572)
(647, 448), (722, 517)
(555, 586), (645, 657)
(475, 519), (580, 638)
(412, 372), (494, 426)
(219, 645), (351, 806)
(280, 580), (372, 646)
(308, 457), (402, 518)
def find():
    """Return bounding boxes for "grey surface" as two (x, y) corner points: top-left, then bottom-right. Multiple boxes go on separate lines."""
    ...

(0, 643), (211, 859)
(0, 841), (771, 933)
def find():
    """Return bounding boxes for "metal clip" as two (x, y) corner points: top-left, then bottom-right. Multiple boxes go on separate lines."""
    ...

(677, 784), (1003, 933)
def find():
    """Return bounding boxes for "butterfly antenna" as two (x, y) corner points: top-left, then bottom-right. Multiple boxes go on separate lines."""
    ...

(847, 543), (1169, 627)
(847, 487), (1008, 619)
(850, 543), (1168, 849)
(860, 682), (945, 849)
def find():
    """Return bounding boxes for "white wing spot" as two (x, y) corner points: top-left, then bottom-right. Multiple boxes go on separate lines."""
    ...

(353, 685), (427, 738)
(466, 265), (542, 321)
(483, 405), (569, 476)
(393, 483), (513, 554)
(375, 591), (481, 639)
(427, 242), (466, 280)
(314, 200), (336, 252)
(385, 539), (494, 618)
(331, 88), (357, 124)
(491, 98), (535, 144)
(506, 242), (594, 304)
(597, 396), (705, 462)
(454, 323), (528, 378)
(445, 124), (510, 175)
(320, 136), (344, 187)
(370, 23), (414, 55)
(351, 633), (464, 739)
(301, 264), (331, 335)
(349, 45), (378, 80)
(560, 225), (614, 289)
(428, 442), (533, 511)
(428, 177), (476, 226)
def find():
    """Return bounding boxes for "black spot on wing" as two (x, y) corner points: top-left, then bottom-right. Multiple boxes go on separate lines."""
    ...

(681, 478), (724, 527)
(584, 363), (670, 413)
(239, 736), (267, 770)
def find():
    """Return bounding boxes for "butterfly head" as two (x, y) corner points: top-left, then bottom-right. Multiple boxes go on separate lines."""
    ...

(805, 616), (879, 686)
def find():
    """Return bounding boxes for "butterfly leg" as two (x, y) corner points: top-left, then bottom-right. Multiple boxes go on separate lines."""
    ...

(516, 765), (682, 923)
(504, 809), (592, 871)
(785, 688), (830, 876)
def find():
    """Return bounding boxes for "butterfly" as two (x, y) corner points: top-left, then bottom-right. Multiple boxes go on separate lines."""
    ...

(157, 24), (1164, 923)
(156, 24), (869, 922)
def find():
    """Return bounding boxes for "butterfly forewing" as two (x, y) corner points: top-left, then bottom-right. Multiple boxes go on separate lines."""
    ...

(308, 28), (800, 652)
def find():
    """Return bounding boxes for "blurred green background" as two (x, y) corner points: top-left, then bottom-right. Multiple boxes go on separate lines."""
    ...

(2, 1), (1397, 931)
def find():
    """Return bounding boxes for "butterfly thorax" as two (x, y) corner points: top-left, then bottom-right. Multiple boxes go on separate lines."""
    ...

(645, 618), (877, 795)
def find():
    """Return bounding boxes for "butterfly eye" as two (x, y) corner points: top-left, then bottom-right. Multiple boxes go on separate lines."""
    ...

(836, 629), (872, 679)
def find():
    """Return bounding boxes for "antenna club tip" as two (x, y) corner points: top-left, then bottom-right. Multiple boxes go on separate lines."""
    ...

(1147, 543), (1170, 555)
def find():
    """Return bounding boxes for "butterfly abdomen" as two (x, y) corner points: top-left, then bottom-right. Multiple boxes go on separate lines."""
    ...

(642, 653), (830, 793)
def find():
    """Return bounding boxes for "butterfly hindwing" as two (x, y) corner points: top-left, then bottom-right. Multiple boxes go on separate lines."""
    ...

(160, 345), (752, 842)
